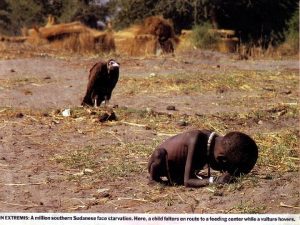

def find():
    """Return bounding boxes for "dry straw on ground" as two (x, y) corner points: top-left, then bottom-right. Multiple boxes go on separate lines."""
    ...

(26, 22), (115, 53)
(1, 19), (115, 54)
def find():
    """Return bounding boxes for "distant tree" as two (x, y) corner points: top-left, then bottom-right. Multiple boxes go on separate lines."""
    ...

(0, 0), (12, 35)
(111, 0), (159, 30)
(212, 0), (299, 46)
(284, 7), (299, 51)
(111, 0), (218, 31)
(155, 0), (194, 33)
(7, 0), (44, 35)
(72, 3), (110, 28)
(111, 0), (298, 46)
(38, 0), (64, 18)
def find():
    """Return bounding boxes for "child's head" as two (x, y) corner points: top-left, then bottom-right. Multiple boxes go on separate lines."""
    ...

(218, 132), (258, 176)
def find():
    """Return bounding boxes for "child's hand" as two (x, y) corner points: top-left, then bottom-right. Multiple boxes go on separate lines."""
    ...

(215, 172), (235, 184)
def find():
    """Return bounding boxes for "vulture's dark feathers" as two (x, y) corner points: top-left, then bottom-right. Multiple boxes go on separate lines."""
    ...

(82, 59), (120, 107)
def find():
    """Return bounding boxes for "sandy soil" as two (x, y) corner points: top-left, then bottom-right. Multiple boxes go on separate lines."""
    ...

(0, 49), (299, 213)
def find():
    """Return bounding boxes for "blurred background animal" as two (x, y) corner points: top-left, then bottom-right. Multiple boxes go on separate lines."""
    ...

(82, 59), (120, 107)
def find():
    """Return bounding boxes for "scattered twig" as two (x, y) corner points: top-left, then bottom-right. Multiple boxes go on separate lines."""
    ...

(108, 201), (119, 207)
(25, 115), (38, 122)
(106, 131), (126, 146)
(286, 156), (299, 161)
(0, 200), (39, 208)
(156, 132), (177, 136)
(121, 121), (147, 127)
(117, 197), (148, 202)
(174, 189), (184, 203)
(205, 187), (215, 193)
(0, 108), (9, 114)
(279, 202), (299, 209)
(3, 182), (46, 186)
(282, 102), (297, 106)
(68, 205), (86, 210)
(71, 198), (86, 205)
(0, 123), (7, 129)
(31, 83), (42, 87)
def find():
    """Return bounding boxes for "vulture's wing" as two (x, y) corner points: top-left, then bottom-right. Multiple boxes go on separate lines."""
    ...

(82, 62), (105, 105)
(110, 71), (119, 91)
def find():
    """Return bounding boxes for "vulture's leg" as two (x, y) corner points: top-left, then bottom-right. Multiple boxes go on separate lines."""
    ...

(94, 95), (98, 108)
(104, 96), (109, 108)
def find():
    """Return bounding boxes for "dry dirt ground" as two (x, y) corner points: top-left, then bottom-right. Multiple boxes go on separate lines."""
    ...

(0, 46), (299, 214)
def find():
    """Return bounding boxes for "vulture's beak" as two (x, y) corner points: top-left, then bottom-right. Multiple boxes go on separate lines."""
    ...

(111, 62), (119, 68)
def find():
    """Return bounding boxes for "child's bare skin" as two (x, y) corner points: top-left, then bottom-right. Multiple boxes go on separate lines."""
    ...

(148, 130), (258, 187)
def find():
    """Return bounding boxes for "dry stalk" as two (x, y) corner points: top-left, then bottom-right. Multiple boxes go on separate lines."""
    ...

(117, 197), (148, 202)
(105, 131), (126, 146)
(3, 182), (46, 186)
(121, 121), (147, 127)
(0, 200), (39, 208)
(279, 202), (300, 209)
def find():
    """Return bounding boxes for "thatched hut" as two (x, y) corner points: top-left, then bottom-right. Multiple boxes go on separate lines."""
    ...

(26, 22), (115, 53)
(0, 19), (115, 53)
(115, 16), (179, 56)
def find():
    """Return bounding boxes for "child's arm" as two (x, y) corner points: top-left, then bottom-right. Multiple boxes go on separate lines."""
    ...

(183, 134), (211, 187)
(184, 172), (234, 187)
(182, 132), (235, 187)
(184, 178), (210, 187)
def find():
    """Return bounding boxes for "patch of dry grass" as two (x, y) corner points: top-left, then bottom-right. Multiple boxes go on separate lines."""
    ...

(2, 96), (298, 178)
(118, 70), (298, 97)
(229, 200), (266, 213)
(1, 64), (298, 206)
(255, 130), (299, 172)
(0, 76), (44, 89)
(43, 102), (299, 183)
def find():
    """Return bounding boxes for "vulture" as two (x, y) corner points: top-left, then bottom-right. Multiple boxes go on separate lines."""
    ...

(82, 59), (120, 107)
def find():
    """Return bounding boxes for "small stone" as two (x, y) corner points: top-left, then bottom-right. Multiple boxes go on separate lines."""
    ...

(97, 188), (110, 193)
(42, 112), (49, 117)
(10, 69), (15, 72)
(99, 113), (109, 122)
(145, 125), (151, 130)
(107, 112), (117, 121)
(83, 168), (94, 174)
(61, 109), (71, 117)
(146, 108), (154, 114)
(258, 120), (263, 125)
(54, 109), (61, 114)
(100, 192), (110, 198)
(166, 105), (176, 111)
(96, 188), (110, 198)
(281, 90), (291, 95)
(264, 174), (273, 180)
(195, 113), (204, 117)
(91, 118), (98, 123)
(178, 120), (188, 126)
(90, 111), (97, 115)
(16, 112), (24, 118)
(213, 190), (223, 196)
(73, 171), (84, 176)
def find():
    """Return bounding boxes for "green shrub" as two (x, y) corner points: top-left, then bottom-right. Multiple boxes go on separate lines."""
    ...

(191, 23), (219, 49)
(286, 9), (299, 49)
